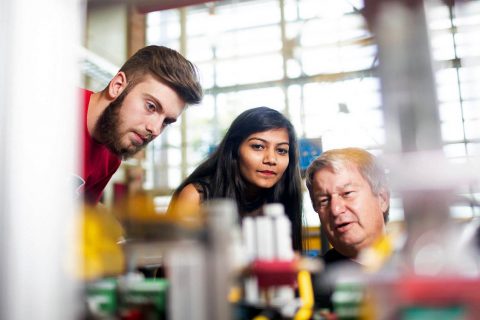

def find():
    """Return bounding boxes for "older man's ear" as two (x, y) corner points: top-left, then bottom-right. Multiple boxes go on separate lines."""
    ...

(378, 189), (390, 216)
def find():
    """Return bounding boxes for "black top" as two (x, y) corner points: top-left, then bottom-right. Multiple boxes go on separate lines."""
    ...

(192, 179), (266, 218)
(313, 248), (360, 311)
(323, 248), (351, 265)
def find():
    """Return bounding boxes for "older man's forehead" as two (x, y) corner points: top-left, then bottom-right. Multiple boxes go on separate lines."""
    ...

(317, 163), (370, 187)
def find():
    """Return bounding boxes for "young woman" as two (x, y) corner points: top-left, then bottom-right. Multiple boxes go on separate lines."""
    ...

(168, 107), (304, 251)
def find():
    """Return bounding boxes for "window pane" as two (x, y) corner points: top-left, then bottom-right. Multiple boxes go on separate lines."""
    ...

(195, 62), (215, 89)
(443, 143), (467, 158)
(216, 54), (283, 86)
(465, 119), (480, 140)
(438, 102), (462, 122)
(216, 87), (285, 121)
(436, 68), (460, 102)
(216, 26), (281, 58)
(146, 10), (180, 41)
(467, 143), (480, 157)
(187, 36), (213, 61)
(441, 121), (465, 142)
(143, 0), (480, 225)
(216, 0), (280, 29)
(186, 95), (217, 160)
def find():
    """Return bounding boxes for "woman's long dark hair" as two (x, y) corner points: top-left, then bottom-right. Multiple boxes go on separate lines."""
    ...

(172, 107), (304, 251)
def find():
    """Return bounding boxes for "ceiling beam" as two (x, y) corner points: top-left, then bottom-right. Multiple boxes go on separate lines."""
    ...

(88, 0), (217, 13)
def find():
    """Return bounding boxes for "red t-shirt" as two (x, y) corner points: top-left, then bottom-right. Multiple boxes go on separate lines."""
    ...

(76, 89), (121, 204)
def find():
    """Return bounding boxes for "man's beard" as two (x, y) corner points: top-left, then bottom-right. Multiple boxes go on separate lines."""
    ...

(93, 89), (148, 159)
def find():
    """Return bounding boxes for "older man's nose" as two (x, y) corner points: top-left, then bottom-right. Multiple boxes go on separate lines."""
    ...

(330, 195), (346, 216)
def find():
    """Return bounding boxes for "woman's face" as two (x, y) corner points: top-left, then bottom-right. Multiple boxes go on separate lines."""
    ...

(238, 128), (290, 189)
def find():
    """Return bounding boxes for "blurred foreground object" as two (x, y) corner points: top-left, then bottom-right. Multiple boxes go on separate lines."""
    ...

(236, 204), (322, 319)
(85, 274), (168, 319)
(79, 205), (125, 280)
(114, 191), (205, 274)
(358, 0), (480, 318)
(115, 191), (203, 241)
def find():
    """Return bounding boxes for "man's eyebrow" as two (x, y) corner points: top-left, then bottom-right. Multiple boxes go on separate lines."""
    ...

(316, 193), (329, 198)
(144, 93), (178, 123)
(144, 93), (163, 109)
(314, 188), (329, 196)
(316, 183), (356, 195)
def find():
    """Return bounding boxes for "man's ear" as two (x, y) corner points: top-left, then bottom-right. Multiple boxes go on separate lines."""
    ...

(107, 71), (127, 99)
(378, 189), (390, 213)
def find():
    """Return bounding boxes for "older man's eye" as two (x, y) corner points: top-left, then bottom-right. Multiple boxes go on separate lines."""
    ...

(318, 198), (329, 207)
(343, 191), (355, 198)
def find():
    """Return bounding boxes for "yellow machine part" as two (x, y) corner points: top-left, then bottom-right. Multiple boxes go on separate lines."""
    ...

(77, 205), (126, 280)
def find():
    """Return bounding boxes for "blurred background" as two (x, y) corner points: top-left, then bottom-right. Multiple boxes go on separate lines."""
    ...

(1, 0), (479, 319)
(82, 0), (479, 224)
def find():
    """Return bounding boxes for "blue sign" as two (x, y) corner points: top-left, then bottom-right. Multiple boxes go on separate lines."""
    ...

(299, 138), (323, 171)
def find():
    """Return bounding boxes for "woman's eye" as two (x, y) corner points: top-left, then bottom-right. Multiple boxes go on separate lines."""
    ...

(277, 148), (289, 155)
(251, 143), (264, 150)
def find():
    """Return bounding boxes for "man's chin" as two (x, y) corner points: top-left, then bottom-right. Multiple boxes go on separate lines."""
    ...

(118, 145), (145, 159)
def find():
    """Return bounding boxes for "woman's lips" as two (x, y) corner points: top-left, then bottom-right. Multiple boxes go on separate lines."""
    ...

(257, 170), (276, 177)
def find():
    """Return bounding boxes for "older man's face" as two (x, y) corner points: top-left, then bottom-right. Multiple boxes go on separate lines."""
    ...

(311, 164), (388, 258)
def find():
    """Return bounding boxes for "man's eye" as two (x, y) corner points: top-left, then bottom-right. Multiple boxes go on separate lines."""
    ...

(343, 191), (355, 198)
(146, 102), (156, 112)
(318, 198), (329, 207)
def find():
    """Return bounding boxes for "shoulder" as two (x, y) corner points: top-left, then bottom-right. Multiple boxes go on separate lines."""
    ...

(80, 88), (93, 107)
(176, 183), (202, 203)
(168, 183), (202, 216)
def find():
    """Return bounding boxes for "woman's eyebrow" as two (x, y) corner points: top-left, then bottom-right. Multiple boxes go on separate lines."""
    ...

(247, 137), (267, 142)
(247, 137), (289, 145)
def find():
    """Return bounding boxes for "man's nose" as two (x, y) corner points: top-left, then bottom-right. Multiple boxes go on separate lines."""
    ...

(330, 195), (346, 216)
(147, 115), (165, 138)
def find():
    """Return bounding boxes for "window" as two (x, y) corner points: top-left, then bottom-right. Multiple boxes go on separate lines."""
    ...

(146, 0), (480, 223)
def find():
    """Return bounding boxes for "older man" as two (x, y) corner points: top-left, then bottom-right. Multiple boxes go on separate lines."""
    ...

(305, 147), (390, 263)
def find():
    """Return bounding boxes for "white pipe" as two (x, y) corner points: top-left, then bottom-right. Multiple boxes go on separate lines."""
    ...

(0, 0), (82, 319)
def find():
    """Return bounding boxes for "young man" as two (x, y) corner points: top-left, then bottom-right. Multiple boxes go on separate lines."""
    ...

(305, 147), (390, 263)
(77, 45), (203, 204)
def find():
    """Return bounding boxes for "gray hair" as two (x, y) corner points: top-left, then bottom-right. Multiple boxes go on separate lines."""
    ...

(305, 147), (390, 222)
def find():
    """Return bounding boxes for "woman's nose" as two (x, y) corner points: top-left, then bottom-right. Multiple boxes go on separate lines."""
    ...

(263, 149), (277, 165)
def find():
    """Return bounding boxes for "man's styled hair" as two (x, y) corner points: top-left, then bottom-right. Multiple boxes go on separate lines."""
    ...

(118, 45), (203, 105)
(305, 147), (390, 222)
